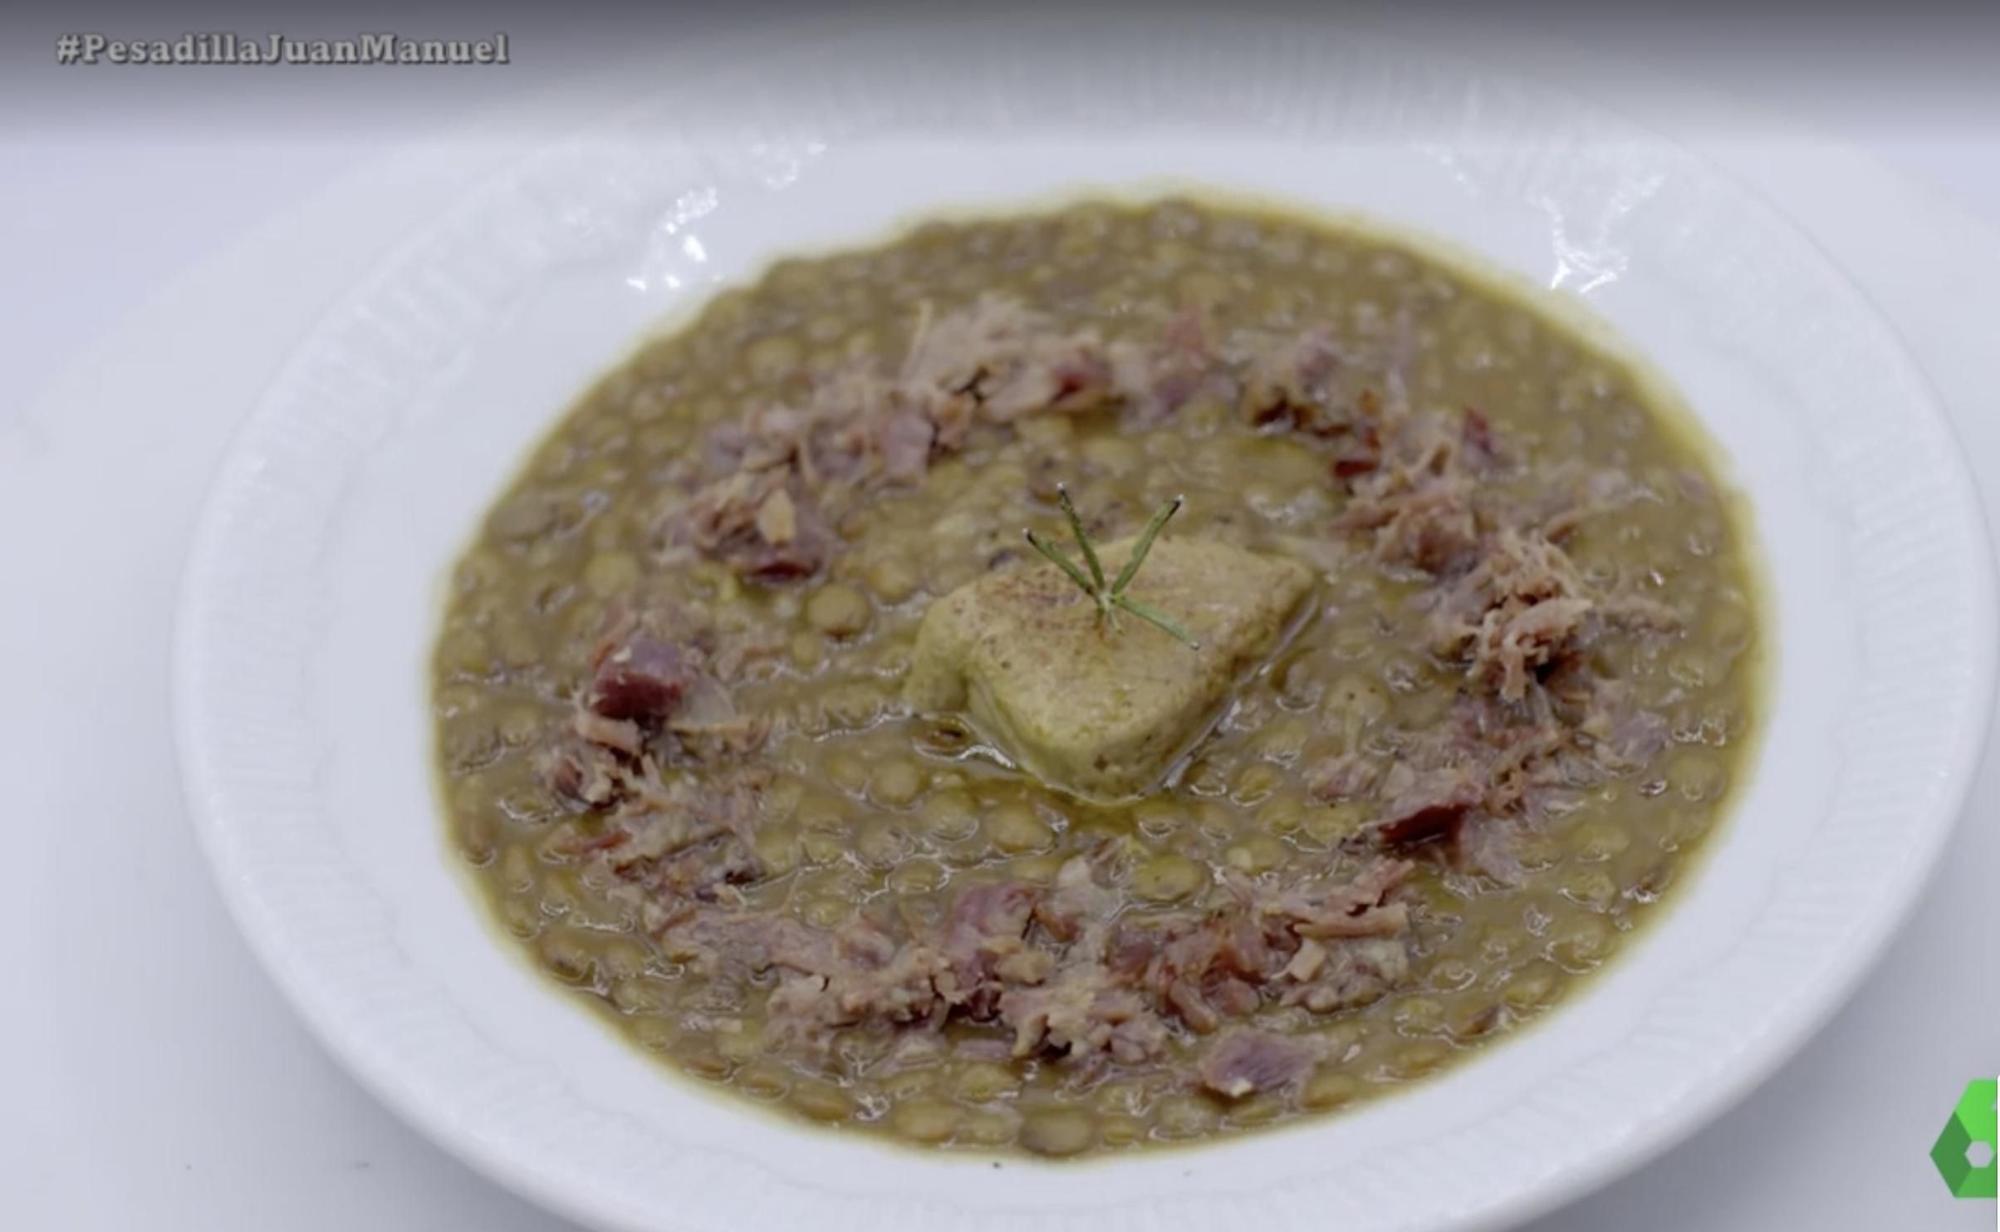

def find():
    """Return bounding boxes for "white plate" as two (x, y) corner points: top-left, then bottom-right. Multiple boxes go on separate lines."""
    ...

(173, 16), (1996, 1232)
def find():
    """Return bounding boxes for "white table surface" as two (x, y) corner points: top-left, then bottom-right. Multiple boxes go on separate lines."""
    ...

(3, 10), (1994, 1230)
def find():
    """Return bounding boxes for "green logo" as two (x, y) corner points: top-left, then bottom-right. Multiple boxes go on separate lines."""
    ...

(1931, 1078), (1998, 1198)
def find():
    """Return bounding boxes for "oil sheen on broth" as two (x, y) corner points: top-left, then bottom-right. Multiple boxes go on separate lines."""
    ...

(432, 199), (1761, 1157)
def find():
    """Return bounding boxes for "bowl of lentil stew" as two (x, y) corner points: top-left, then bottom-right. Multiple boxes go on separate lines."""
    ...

(433, 196), (1765, 1156)
(175, 18), (1996, 1232)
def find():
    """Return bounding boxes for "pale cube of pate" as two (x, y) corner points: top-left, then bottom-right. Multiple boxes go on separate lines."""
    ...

(905, 536), (1313, 799)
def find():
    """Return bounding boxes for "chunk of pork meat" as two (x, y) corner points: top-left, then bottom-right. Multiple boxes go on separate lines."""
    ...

(1428, 528), (1595, 703)
(901, 295), (1120, 423)
(1034, 854), (1121, 945)
(998, 968), (1171, 1065)
(1368, 765), (1488, 848)
(585, 634), (695, 724)
(668, 467), (835, 583)
(1108, 305), (1217, 424)
(1240, 328), (1349, 435)
(1252, 858), (1415, 935)
(1280, 936), (1410, 1013)
(939, 882), (1047, 1017)
(1198, 1028), (1320, 1098)
(1335, 408), (1502, 574)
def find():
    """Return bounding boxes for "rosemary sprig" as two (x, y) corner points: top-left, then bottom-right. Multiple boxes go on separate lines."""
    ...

(1024, 485), (1200, 649)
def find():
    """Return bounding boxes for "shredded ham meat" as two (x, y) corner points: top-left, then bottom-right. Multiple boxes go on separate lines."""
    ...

(635, 852), (1422, 1068)
(525, 299), (1695, 1084)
